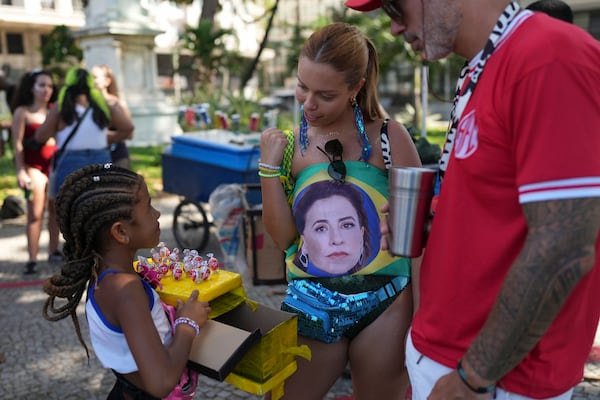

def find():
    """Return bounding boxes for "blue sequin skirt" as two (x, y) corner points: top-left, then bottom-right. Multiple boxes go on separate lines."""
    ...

(281, 275), (410, 343)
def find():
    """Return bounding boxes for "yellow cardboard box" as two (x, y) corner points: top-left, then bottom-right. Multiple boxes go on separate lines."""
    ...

(135, 262), (310, 394)
(187, 301), (310, 393)
(213, 302), (310, 383)
(156, 269), (243, 306)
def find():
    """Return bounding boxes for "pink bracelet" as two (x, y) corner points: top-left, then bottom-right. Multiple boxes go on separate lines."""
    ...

(174, 317), (200, 337)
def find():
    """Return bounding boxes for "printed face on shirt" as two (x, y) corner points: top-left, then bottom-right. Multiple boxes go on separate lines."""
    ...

(300, 195), (365, 275)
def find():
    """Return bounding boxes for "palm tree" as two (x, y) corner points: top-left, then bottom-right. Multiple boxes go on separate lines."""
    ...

(180, 19), (236, 94)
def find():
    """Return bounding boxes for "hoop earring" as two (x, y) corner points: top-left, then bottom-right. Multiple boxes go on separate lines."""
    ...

(299, 105), (309, 156)
(298, 249), (309, 269)
(352, 98), (372, 161)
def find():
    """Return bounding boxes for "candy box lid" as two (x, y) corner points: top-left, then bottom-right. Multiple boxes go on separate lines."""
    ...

(188, 301), (307, 383)
(156, 270), (243, 306)
(188, 318), (261, 381)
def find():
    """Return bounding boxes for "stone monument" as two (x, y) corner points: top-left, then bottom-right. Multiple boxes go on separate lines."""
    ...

(75, 0), (181, 145)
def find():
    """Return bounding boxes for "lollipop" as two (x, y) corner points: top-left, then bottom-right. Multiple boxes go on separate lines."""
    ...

(172, 264), (184, 281)
(207, 253), (219, 273)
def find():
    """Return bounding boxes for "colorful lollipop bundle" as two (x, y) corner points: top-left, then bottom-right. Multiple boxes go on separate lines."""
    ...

(135, 242), (220, 289)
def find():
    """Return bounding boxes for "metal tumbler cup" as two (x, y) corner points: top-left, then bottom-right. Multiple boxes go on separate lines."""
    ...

(388, 166), (436, 257)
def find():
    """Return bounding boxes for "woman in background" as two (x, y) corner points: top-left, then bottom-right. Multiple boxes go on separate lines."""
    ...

(35, 67), (134, 236)
(11, 69), (61, 274)
(91, 64), (133, 169)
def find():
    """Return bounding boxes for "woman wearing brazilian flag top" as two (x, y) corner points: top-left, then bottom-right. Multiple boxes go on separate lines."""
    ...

(259, 22), (422, 400)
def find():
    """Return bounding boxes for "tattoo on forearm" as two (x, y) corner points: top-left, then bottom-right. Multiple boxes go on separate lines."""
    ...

(466, 197), (600, 381)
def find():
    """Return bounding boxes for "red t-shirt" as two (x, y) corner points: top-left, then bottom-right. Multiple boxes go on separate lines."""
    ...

(411, 13), (600, 397)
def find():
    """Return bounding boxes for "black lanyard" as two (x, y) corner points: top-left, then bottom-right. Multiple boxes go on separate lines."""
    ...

(437, 1), (522, 187)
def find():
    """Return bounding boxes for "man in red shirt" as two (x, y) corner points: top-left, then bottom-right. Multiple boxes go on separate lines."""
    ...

(346, 1), (600, 399)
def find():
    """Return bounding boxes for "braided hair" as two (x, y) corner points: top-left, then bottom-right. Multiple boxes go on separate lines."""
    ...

(42, 163), (143, 356)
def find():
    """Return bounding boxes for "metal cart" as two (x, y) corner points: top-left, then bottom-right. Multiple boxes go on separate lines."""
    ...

(161, 130), (261, 252)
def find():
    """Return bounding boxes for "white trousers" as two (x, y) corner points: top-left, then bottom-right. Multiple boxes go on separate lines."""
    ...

(406, 332), (574, 400)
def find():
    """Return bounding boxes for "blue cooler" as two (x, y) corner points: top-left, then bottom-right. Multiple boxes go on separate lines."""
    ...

(162, 130), (262, 205)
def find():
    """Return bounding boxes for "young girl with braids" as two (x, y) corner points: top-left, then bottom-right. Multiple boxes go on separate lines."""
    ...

(43, 163), (211, 399)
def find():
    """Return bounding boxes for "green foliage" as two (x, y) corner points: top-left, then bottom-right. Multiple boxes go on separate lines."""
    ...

(40, 25), (83, 78)
(129, 146), (165, 197)
(0, 146), (20, 202)
(405, 126), (446, 165)
(180, 19), (238, 93)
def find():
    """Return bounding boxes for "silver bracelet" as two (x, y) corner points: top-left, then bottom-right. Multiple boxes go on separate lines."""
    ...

(258, 161), (281, 171)
(174, 317), (200, 337)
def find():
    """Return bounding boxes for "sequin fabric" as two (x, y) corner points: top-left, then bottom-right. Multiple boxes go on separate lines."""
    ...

(281, 275), (409, 343)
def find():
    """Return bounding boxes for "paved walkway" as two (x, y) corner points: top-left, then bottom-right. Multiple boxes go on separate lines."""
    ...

(0, 194), (598, 399)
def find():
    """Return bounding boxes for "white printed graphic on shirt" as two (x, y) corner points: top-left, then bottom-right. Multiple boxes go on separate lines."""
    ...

(454, 110), (478, 159)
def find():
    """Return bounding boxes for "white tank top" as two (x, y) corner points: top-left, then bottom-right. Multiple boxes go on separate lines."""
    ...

(56, 103), (108, 151)
(85, 271), (173, 373)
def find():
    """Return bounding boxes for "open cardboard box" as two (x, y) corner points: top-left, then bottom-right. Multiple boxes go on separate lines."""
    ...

(141, 261), (310, 393)
(187, 318), (261, 381)
(187, 301), (308, 386)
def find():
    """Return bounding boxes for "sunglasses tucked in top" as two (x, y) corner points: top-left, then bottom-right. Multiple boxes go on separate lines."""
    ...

(317, 139), (346, 183)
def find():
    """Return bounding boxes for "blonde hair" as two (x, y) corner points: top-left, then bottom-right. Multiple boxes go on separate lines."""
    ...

(300, 22), (384, 121)
(94, 64), (119, 97)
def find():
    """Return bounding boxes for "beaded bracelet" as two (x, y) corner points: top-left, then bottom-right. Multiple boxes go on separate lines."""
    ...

(258, 170), (281, 178)
(258, 166), (281, 176)
(258, 161), (281, 171)
(456, 360), (495, 394)
(174, 317), (200, 337)
(258, 165), (280, 173)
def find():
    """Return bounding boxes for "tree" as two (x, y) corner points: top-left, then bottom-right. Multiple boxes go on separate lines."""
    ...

(239, 1), (279, 92)
(200, 0), (220, 25)
(171, 0), (220, 26)
(180, 19), (237, 94)
(40, 25), (83, 78)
